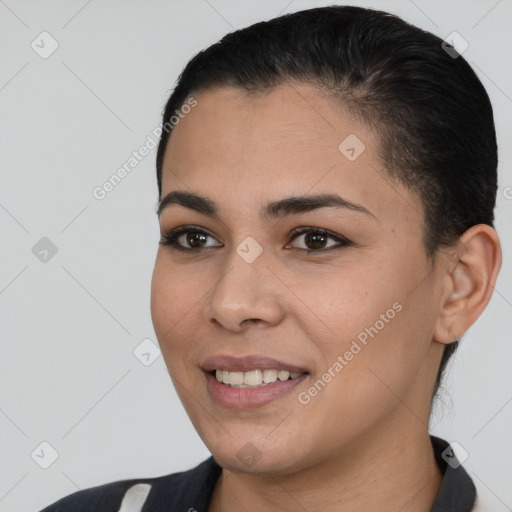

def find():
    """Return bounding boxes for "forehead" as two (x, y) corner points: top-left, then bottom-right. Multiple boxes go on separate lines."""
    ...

(166, 84), (359, 167)
(161, 83), (423, 229)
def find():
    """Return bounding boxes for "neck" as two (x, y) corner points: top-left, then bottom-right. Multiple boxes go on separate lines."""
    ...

(208, 421), (442, 512)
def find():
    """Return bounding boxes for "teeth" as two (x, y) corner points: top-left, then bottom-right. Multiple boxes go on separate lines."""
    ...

(244, 370), (263, 386)
(215, 369), (304, 387)
(277, 370), (290, 381)
(263, 369), (278, 383)
(227, 371), (244, 385)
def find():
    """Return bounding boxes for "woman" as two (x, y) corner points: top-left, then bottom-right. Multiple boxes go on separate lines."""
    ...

(40, 5), (503, 511)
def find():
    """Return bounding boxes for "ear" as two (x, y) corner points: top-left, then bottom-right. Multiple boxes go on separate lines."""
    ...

(433, 224), (502, 344)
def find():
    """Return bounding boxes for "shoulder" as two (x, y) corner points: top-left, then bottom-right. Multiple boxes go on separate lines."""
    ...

(39, 457), (221, 512)
(39, 478), (152, 512)
(429, 436), (507, 512)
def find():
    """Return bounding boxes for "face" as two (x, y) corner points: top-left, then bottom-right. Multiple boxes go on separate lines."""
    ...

(151, 83), (446, 475)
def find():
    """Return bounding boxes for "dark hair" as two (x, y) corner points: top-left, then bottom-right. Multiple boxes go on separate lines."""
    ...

(155, 5), (498, 398)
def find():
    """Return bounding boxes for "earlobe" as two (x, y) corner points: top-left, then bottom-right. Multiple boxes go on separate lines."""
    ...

(433, 224), (502, 345)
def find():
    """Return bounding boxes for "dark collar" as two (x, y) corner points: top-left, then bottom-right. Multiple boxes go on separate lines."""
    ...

(430, 436), (476, 511)
(148, 435), (475, 511)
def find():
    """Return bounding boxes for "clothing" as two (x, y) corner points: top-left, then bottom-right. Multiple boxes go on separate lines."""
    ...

(39, 436), (484, 511)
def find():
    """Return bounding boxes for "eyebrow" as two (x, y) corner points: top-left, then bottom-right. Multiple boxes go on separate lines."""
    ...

(156, 190), (376, 220)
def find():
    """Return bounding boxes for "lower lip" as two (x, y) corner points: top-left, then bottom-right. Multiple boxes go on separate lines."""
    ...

(205, 372), (309, 409)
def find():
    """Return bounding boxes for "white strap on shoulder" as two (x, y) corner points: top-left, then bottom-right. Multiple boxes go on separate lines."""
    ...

(117, 483), (152, 512)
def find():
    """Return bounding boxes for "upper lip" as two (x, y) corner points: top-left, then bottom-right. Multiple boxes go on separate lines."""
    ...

(202, 355), (309, 374)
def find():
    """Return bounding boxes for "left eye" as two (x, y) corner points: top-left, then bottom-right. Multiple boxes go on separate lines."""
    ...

(286, 227), (350, 251)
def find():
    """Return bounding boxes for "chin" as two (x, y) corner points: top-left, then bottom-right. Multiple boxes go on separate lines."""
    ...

(208, 436), (308, 476)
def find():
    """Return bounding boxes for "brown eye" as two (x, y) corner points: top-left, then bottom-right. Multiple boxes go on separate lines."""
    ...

(159, 227), (222, 251)
(287, 228), (350, 252)
(183, 231), (208, 248)
(303, 232), (329, 249)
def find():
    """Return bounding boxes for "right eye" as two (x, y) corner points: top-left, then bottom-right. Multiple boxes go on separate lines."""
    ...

(159, 226), (223, 251)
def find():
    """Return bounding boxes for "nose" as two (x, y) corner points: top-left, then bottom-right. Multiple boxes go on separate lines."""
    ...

(205, 247), (286, 333)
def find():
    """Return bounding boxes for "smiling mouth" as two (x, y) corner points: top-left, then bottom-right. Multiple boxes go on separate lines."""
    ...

(210, 369), (308, 388)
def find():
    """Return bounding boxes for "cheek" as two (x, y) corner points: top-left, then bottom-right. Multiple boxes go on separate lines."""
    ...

(300, 262), (428, 384)
(291, 266), (392, 349)
(150, 258), (199, 354)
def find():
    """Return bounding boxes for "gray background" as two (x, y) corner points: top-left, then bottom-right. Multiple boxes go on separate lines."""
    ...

(0, 1), (511, 510)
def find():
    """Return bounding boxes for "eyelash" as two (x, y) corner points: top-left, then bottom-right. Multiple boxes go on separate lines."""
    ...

(159, 225), (351, 253)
